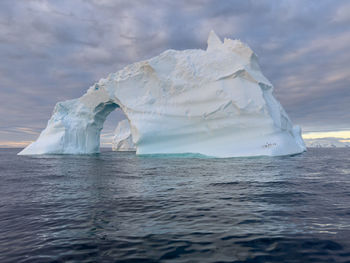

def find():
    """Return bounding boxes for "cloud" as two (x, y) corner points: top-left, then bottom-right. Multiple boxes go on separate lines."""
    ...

(0, 141), (34, 148)
(0, 0), (349, 146)
(332, 2), (350, 23)
(303, 130), (350, 139)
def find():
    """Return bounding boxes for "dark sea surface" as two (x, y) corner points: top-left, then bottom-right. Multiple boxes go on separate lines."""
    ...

(1, 148), (350, 263)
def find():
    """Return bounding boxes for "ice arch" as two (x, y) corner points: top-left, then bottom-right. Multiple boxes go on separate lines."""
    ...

(17, 60), (153, 155)
(19, 31), (306, 157)
(18, 89), (131, 155)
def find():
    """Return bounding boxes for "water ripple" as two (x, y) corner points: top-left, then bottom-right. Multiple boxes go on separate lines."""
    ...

(0, 148), (350, 262)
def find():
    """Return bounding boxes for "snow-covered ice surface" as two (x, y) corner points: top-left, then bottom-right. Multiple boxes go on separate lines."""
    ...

(19, 31), (306, 157)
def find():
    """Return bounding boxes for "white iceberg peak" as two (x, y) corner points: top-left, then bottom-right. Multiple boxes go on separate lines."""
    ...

(207, 30), (222, 51)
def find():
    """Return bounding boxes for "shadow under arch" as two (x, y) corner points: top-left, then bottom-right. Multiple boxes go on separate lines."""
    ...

(93, 101), (119, 151)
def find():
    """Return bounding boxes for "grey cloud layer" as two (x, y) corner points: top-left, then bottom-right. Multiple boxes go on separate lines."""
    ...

(0, 0), (349, 144)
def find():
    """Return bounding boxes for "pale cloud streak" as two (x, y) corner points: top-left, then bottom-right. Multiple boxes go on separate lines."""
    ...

(303, 130), (350, 140)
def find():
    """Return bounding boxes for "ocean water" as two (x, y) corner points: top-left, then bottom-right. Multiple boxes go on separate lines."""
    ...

(1, 148), (350, 263)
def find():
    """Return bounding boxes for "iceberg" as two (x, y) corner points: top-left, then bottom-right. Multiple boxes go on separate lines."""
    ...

(112, 120), (136, 151)
(19, 31), (306, 157)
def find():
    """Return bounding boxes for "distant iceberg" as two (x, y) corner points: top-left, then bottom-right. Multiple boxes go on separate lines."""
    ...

(304, 138), (350, 148)
(19, 31), (306, 157)
(112, 120), (135, 151)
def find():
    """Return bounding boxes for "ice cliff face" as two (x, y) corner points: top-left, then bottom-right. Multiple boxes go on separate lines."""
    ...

(19, 31), (306, 157)
(112, 120), (135, 151)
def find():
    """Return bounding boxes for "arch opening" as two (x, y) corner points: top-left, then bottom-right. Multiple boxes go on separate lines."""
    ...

(99, 105), (134, 151)
(92, 101), (119, 151)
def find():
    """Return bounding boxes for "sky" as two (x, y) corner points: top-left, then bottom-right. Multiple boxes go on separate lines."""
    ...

(0, 0), (349, 147)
